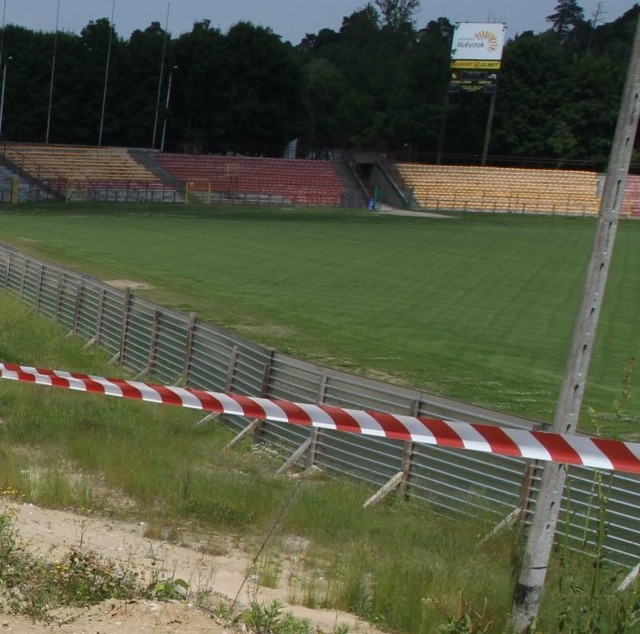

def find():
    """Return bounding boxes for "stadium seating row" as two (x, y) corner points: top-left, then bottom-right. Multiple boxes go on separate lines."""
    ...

(623, 174), (640, 216)
(3, 144), (163, 187)
(157, 154), (343, 206)
(396, 163), (602, 215)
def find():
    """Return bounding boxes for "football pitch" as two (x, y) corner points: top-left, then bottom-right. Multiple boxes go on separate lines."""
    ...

(1, 203), (639, 433)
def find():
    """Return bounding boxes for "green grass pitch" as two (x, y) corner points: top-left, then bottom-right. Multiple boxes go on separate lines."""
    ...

(1, 203), (639, 434)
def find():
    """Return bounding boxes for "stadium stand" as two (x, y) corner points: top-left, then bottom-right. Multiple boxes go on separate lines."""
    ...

(1, 144), (173, 201)
(3, 143), (640, 216)
(396, 163), (602, 215)
(156, 154), (344, 206)
(623, 174), (640, 217)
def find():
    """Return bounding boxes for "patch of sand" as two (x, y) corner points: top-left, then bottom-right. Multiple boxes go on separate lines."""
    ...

(104, 279), (153, 290)
(0, 502), (384, 634)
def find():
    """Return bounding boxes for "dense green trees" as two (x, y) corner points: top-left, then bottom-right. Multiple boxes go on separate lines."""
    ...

(0, 1), (636, 164)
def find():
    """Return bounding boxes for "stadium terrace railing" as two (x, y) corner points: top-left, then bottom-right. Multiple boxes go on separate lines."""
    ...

(182, 180), (344, 207)
(2, 245), (640, 568)
(0, 177), (360, 207)
(0, 176), (183, 204)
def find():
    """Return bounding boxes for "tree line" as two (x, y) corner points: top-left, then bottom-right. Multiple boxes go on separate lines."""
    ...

(0, 0), (636, 166)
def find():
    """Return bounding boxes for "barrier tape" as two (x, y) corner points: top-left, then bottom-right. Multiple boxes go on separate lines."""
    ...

(1, 363), (639, 474)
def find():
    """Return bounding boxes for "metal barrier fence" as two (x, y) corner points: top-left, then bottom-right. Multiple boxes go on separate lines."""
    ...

(0, 177), (361, 207)
(1, 244), (640, 568)
(0, 176), (183, 204)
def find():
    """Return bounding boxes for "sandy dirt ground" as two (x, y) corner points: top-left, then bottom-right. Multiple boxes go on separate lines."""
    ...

(0, 502), (385, 634)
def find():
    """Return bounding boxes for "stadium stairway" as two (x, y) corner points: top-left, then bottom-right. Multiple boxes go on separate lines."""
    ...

(129, 149), (185, 200)
(331, 154), (367, 208)
(0, 149), (61, 202)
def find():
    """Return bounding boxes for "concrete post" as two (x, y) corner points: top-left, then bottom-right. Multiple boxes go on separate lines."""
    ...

(510, 14), (640, 632)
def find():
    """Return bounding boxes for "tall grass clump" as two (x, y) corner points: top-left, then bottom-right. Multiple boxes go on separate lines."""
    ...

(531, 471), (640, 632)
(281, 481), (515, 632)
(0, 294), (295, 536)
(536, 359), (640, 632)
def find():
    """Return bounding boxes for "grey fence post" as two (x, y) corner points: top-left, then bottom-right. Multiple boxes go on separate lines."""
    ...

(398, 398), (422, 499)
(225, 345), (239, 392)
(307, 371), (330, 468)
(112, 288), (132, 366)
(306, 429), (320, 470)
(479, 461), (538, 545)
(18, 259), (28, 299)
(2, 250), (11, 290)
(89, 288), (107, 349)
(54, 272), (65, 321)
(33, 264), (45, 314)
(276, 370), (327, 475)
(364, 399), (420, 508)
(182, 312), (197, 384)
(68, 280), (84, 338)
(518, 460), (539, 521)
(201, 345), (240, 428)
(136, 309), (161, 380)
(253, 349), (275, 445)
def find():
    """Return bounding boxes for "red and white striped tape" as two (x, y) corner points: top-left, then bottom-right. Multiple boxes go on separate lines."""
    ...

(1, 362), (639, 474)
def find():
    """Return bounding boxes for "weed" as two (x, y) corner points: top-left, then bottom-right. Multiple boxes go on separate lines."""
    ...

(0, 512), (141, 621)
(213, 599), (234, 621)
(251, 553), (283, 588)
(548, 471), (640, 633)
(243, 599), (312, 633)
(424, 594), (493, 634)
(240, 599), (352, 634)
(146, 577), (189, 601)
(244, 599), (287, 632)
(54, 546), (140, 604)
(542, 368), (640, 633)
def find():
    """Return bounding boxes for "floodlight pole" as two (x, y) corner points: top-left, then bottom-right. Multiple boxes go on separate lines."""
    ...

(0, 55), (12, 141)
(45, 0), (61, 144)
(98, 0), (115, 147)
(151, 1), (170, 149)
(0, 0), (6, 69)
(509, 13), (640, 633)
(159, 66), (176, 153)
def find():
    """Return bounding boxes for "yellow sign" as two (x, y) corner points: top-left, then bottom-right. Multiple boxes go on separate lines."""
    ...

(451, 60), (501, 70)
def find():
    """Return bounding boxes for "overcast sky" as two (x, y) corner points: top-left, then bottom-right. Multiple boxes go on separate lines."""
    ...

(3, 1), (639, 43)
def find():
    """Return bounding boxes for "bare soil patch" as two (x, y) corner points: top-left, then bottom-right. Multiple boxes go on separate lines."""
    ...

(0, 502), (383, 634)
(104, 279), (154, 290)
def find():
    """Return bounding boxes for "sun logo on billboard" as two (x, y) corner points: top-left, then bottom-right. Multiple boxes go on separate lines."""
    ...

(475, 30), (499, 52)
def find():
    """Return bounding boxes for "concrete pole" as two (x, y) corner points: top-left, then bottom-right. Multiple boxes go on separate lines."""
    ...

(481, 89), (497, 166)
(510, 14), (640, 632)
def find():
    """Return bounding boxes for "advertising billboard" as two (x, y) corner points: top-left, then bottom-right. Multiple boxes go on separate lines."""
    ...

(449, 22), (506, 93)
(450, 22), (506, 66)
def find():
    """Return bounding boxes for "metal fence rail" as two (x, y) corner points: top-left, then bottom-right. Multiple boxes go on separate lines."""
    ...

(1, 244), (640, 568)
